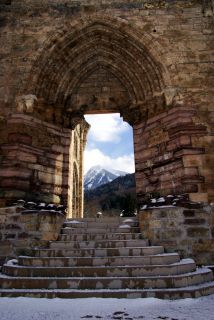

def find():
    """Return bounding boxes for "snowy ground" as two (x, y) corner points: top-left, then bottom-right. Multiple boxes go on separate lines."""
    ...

(0, 295), (214, 320)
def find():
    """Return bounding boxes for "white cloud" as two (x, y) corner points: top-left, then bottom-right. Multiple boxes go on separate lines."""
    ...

(85, 114), (130, 143)
(84, 148), (135, 174)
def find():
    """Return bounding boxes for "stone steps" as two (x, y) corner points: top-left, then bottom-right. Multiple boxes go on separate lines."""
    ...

(1, 282), (214, 299)
(61, 227), (140, 234)
(0, 215), (214, 299)
(0, 269), (212, 290)
(18, 253), (180, 267)
(64, 221), (138, 228)
(2, 259), (196, 277)
(50, 239), (148, 249)
(58, 232), (143, 241)
(66, 217), (138, 223)
(34, 246), (164, 257)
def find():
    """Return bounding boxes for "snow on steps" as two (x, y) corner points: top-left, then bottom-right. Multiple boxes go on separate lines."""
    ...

(0, 282), (214, 299)
(33, 245), (164, 257)
(17, 253), (181, 267)
(0, 216), (214, 299)
(0, 269), (212, 290)
(50, 239), (148, 249)
(2, 259), (196, 277)
(57, 232), (144, 241)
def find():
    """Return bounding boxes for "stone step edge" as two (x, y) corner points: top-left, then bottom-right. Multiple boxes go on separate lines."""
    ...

(3, 258), (196, 271)
(61, 229), (140, 233)
(18, 253), (179, 260)
(63, 222), (139, 225)
(51, 239), (146, 244)
(35, 246), (163, 252)
(65, 216), (139, 222)
(1, 280), (214, 292)
(0, 281), (213, 300)
(1, 267), (211, 280)
(63, 225), (139, 228)
(57, 233), (143, 237)
(61, 225), (140, 233)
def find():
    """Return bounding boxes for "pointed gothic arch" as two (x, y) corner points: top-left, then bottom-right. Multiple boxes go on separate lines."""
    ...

(23, 15), (170, 126)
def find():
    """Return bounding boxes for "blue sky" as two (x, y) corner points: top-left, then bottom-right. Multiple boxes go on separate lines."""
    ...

(84, 114), (135, 174)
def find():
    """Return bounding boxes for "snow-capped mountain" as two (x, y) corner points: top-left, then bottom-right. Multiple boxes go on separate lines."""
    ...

(84, 165), (127, 190)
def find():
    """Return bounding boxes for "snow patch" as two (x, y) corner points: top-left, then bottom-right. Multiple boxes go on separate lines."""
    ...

(119, 224), (131, 229)
(69, 220), (83, 224)
(123, 219), (135, 223)
(5, 259), (18, 266)
(0, 295), (214, 320)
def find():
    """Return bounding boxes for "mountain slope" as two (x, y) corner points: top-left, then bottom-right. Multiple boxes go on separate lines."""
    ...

(84, 173), (136, 216)
(84, 166), (127, 190)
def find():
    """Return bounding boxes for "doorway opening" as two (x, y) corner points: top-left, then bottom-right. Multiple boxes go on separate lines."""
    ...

(83, 113), (136, 218)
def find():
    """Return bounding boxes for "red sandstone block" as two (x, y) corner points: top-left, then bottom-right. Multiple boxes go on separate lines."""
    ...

(135, 147), (158, 161)
(8, 133), (32, 145)
(145, 185), (157, 193)
(167, 136), (191, 151)
(153, 160), (183, 175)
(0, 168), (31, 179)
(17, 152), (37, 163)
(184, 167), (200, 176)
(144, 121), (159, 132)
(133, 123), (145, 130)
(3, 144), (40, 153)
(174, 148), (205, 158)
(169, 124), (207, 138)
(147, 111), (168, 125)
(52, 144), (69, 154)
(9, 114), (35, 122)
(165, 116), (193, 129)
(167, 106), (195, 115)
(183, 155), (204, 167)
(159, 173), (178, 183)
(153, 152), (173, 164)
(162, 111), (195, 125)
(0, 178), (30, 189)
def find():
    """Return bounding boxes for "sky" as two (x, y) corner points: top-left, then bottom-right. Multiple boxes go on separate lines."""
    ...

(84, 113), (135, 174)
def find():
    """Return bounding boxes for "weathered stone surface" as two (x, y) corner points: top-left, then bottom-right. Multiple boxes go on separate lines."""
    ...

(0, 114), (89, 218)
(139, 206), (214, 264)
(0, 0), (213, 214)
(0, 206), (65, 264)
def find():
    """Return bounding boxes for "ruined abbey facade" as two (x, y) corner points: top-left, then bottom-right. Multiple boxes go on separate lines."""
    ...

(0, 0), (214, 217)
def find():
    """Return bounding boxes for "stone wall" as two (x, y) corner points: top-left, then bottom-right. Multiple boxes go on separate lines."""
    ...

(139, 206), (214, 265)
(0, 112), (89, 217)
(134, 103), (213, 204)
(0, 0), (213, 204)
(0, 206), (65, 266)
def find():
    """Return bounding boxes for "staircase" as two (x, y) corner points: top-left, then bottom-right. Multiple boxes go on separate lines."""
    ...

(0, 216), (214, 299)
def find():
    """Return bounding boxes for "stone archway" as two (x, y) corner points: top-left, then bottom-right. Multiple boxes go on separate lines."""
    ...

(23, 16), (171, 212)
(0, 13), (213, 214)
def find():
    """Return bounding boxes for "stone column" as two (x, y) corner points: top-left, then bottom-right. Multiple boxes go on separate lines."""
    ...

(0, 111), (72, 206)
